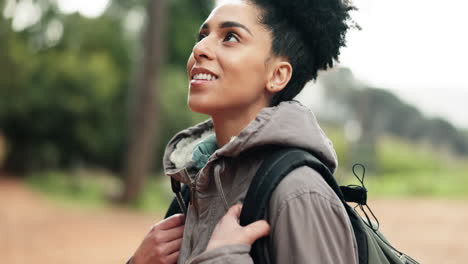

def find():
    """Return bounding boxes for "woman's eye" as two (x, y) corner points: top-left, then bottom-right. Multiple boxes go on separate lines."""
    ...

(196, 33), (207, 43)
(224, 32), (239, 43)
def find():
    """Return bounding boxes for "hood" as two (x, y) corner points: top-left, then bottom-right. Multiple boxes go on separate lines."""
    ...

(163, 100), (338, 184)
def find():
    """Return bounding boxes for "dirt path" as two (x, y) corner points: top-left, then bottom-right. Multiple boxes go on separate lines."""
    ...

(368, 198), (468, 263)
(1, 177), (467, 264)
(0, 177), (159, 264)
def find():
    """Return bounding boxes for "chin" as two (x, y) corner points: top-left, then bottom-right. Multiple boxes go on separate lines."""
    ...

(188, 97), (217, 116)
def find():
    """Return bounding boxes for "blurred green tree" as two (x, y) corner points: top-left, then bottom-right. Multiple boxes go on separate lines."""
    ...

(319, 68), (468, 173)
(0, 0), (211, 178)
(0, 2), (131, 172)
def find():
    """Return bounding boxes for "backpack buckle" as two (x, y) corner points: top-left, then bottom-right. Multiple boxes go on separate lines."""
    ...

(340, 185), (367, 205)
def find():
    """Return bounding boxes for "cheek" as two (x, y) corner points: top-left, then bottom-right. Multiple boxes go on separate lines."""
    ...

(186, 53), (195, 76)
(225, 54), (267, 91)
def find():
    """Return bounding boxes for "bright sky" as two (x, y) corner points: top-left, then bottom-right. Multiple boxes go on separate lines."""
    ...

(56, 0), (110, 18)
(339, 0), (468, 129)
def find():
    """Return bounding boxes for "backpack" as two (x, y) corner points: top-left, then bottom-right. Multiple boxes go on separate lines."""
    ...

(165, 147), (419, 264)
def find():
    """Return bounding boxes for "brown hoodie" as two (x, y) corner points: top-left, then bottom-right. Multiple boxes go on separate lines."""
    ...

(163, 100), (358, 264)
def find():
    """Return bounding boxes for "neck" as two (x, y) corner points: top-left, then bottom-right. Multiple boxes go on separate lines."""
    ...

(212, 102), (268, 147)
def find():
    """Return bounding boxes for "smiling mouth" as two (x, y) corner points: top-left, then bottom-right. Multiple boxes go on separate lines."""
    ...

(191, 73), (218, 81)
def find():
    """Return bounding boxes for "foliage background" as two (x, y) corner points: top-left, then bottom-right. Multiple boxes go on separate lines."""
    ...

(0, 0), (467, 209)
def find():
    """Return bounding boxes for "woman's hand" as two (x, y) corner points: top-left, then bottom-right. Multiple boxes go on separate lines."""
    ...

(131, 214), (185, 264)
(206, 204), (270, 252)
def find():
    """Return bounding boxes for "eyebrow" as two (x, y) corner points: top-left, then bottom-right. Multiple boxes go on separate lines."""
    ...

(201, 21), (253, 36)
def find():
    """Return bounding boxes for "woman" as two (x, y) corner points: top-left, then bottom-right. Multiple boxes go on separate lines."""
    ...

(130, 0), (358, 263)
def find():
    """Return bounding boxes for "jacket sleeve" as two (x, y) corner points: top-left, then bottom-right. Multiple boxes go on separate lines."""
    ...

(268, 166), (358, 264)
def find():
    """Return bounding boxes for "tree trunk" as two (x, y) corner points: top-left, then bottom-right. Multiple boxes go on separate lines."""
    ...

(120, 0), (167, 204)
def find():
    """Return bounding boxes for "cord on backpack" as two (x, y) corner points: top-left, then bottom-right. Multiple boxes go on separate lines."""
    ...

(347, 163), (419, 263)
(345, 163), (380, 232)
(170, 178), (187, 215)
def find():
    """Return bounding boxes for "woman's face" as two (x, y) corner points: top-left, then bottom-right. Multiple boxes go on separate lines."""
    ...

(186, 0), (274, 116)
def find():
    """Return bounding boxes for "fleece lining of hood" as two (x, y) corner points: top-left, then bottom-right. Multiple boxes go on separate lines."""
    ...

(169, 128), (214, 170)
(192, 134), (219, 170)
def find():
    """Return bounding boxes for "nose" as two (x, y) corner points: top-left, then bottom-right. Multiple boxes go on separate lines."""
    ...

(193, 36), (215, 61)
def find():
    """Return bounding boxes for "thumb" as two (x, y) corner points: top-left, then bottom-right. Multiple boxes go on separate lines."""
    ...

(225, 204), (242, 219)
(243, 220), (270, 245)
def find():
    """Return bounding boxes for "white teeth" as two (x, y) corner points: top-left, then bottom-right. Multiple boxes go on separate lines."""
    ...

(193, 73), (218, 81)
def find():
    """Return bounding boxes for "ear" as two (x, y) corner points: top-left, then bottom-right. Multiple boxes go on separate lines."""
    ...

(266, 59), (292, 93)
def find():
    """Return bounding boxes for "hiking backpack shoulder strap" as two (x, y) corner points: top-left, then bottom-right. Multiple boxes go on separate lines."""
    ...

(239, 147), (368, 264)
(165, 183), (190, 218)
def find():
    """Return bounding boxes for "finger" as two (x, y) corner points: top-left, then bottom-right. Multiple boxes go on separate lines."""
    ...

(165, 250), (179, 264)
(163, 237), (183, 255)
(158, 214), (186, 230)
(244, 220), (270, 244)
(160, 225), (185, 242)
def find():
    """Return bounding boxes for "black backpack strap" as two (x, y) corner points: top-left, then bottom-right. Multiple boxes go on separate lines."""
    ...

(164, 181), (190, 218)
(239, 147), (367, 264)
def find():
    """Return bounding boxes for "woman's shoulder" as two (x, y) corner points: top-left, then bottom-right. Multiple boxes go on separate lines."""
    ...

(267, 165), (344, 218)
(264, 167), (359, 264)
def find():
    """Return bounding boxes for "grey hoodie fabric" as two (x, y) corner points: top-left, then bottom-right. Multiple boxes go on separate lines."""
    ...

(163, 100), (358, 264)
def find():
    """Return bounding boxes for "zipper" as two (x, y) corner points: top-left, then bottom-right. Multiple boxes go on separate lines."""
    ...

(189, 179), (199, 215)
(185, 173), (200, 264)
(184, 156), (218, 263)
(184, 202), (198, 264)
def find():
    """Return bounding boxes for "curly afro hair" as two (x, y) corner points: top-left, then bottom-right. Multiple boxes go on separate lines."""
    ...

(247, 0), (360, 106)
